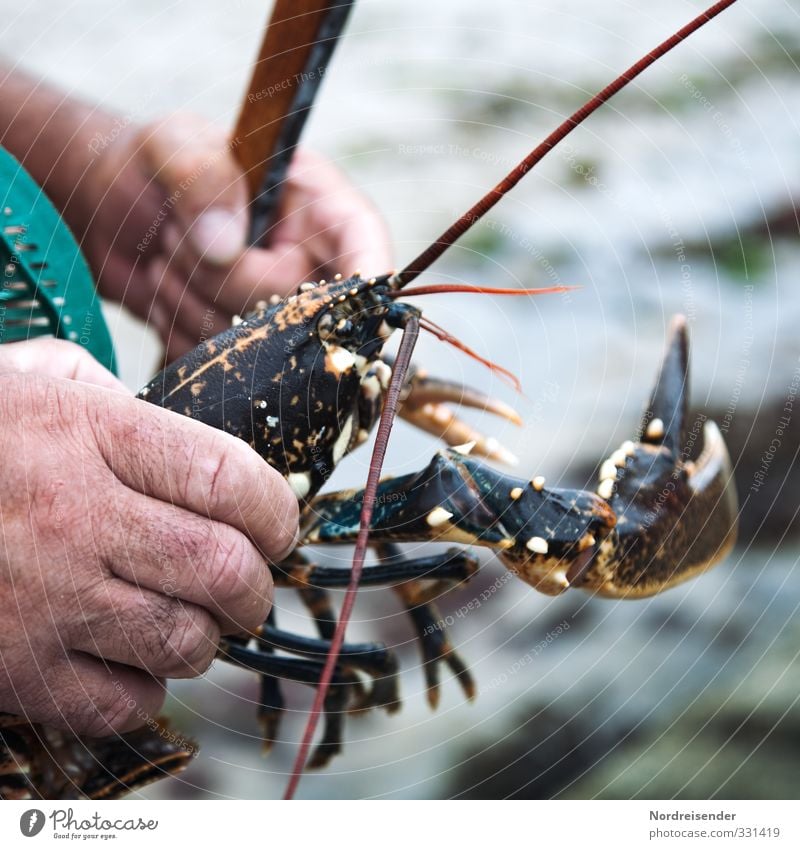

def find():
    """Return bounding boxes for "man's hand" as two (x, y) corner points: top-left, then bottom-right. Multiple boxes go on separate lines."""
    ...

(0, 341), (298, 736)
(0, 70), (392, 361)
(84, 114), (392, 360)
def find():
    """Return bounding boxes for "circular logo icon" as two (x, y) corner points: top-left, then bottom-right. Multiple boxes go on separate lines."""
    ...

(19, 810), (45, 837)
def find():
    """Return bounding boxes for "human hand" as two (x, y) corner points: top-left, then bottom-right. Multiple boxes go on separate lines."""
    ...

(83, 114), (392, 361)
(0, 342), (298, 736)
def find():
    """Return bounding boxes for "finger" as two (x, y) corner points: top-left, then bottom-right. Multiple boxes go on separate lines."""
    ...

(0, 338), (128, 392)
(14, 652), (166, 737)
(284, 148), (393, 277)
(169, 232), (316, 308)
(101, 491), (273, 633)
(90, 390), (299, 562)
(149, 301), (202, 364)
(148, 254), (229, 345)
(136, 114), (248, 264)
(70, 579), (221, 679)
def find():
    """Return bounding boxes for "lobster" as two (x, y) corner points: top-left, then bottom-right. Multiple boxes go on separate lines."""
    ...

(0, 0), (741, 800)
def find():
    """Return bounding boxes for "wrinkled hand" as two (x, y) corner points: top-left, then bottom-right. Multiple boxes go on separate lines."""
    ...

(0, 339), (298, 736)
(83, 114), (392, 361)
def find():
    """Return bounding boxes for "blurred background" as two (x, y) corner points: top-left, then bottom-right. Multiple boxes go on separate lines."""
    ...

(2, 0), (798, 798)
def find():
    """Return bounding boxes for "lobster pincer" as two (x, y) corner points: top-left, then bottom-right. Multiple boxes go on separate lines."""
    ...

(300, 315), (738, 700)
(571, 315), (738, 598)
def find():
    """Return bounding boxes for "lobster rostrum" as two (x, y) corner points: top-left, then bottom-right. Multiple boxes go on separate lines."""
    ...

(0, 0), (742, 801)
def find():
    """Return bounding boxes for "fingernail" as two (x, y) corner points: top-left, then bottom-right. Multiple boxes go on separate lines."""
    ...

(190, 209), (246, 264)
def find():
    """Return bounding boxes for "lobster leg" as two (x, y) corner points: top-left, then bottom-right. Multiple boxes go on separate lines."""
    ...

(253, 610), (284, 754)
(296, 586), (337, 640)
(273, 547), (479, 588)
(374, 543), (476, 708)
(256, 625), (400, 713)
(266, 547), (479, 712)
(395, 359), (522, 465)
(220, 642), (358, 768)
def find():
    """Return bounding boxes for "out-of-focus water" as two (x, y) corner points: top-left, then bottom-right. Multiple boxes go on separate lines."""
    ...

(2, 0), (798, 799)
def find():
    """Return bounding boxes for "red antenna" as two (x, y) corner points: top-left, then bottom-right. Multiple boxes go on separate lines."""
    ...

(284, 0), (739, 799)
(391, 0), (739, 289)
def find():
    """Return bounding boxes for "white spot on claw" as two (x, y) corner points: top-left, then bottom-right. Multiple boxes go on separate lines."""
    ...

(646, 417), (665, 440)
(510, 487), (523, 500)
(287, 472), (311, 499)
(611, 449), (627, 467)
(526, 536), (549, 555)
(598, 478), (615, 500)
(599, 458), (618, 482)
(426, 506), (454, 528)
(532, 475), (546, 491)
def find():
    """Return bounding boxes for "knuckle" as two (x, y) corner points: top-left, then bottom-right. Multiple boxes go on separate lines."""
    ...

(238, 465), (299, 561)
(204, 530), (255, 600)
(139, 596), (215, 678)
(198, 441), (236, 517)
(151, 601), (218, 677)
(206, 531), (272, 631)
(79, 686), (142, 737)
(170, 516), (218, 567)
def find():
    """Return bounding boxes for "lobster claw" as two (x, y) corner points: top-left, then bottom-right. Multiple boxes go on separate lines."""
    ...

(572, 315), (739, 598)
(304, 448), (618, 597)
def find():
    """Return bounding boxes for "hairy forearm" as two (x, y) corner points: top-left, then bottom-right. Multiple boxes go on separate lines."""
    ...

(0, 62), (118, 237)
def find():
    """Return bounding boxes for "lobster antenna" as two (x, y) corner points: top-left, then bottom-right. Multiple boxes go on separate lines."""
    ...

(419, 315), (523, 391)
(284, 315), (421, 800)
(391, 283), (578, 297)
(391, 0), (739, 288)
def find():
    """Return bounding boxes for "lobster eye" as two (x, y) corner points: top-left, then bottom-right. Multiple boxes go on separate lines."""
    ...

(335, 319), (354, 337)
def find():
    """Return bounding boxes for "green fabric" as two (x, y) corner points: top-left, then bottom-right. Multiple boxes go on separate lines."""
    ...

(0, 147), (117, 373)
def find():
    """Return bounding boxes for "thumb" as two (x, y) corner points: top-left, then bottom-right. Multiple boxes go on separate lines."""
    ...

(0, 338), (129, 392)
(137, 114), (248, 265)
